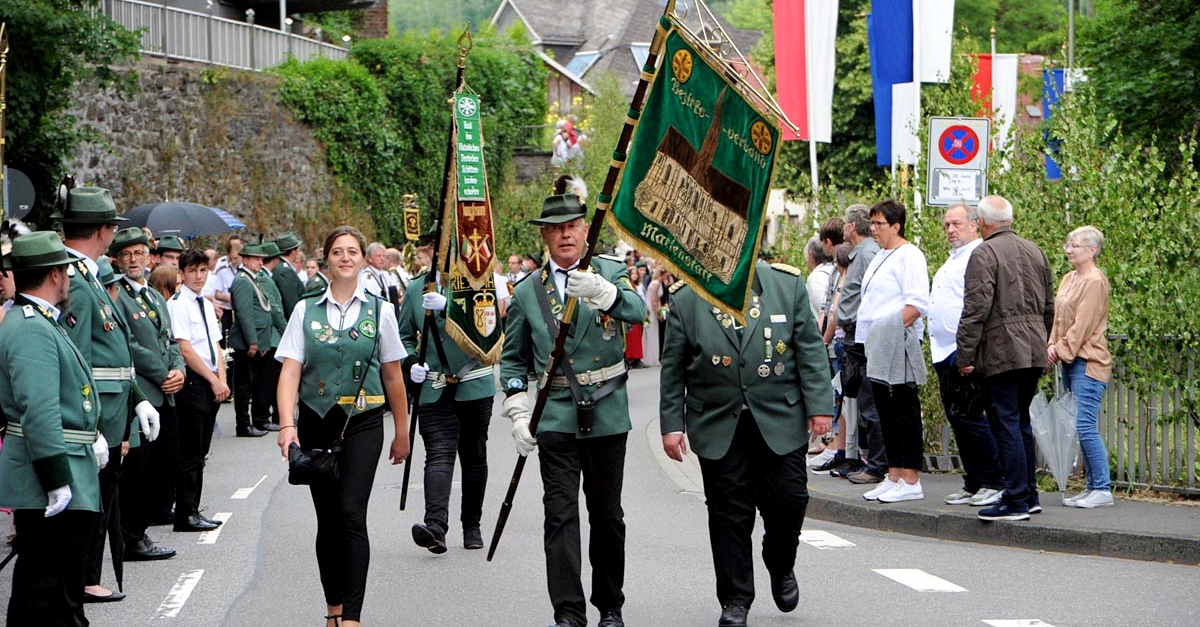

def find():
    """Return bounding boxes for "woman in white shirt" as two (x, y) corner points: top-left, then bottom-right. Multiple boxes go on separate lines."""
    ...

(856, 200), (930, 504)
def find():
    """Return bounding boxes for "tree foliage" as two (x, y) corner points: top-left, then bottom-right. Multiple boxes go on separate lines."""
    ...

(387, 0), (498, 36)
(1, 0), (139, 225)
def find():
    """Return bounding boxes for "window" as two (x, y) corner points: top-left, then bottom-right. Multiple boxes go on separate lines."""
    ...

(566, 51), (601, 77)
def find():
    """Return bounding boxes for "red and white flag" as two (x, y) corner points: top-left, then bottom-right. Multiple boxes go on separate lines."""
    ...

(972, 53), (1019, 155)
(773, 0), (839, 142)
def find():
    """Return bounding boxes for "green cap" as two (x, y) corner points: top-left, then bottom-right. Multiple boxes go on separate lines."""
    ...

(529, 194), (587, 226)
(156, 234), (186, 253)
(9, 231), (75, 270)
(275, 233), (302, 253)
(97, 257), (123, 286)
(108, 227), (151, 257)
(55, 187), (128, 225)
(240, 243), (267, 258)
(261, 242), (282, 258)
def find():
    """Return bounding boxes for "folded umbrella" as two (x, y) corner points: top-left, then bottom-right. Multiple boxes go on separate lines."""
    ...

(1029, 382), (1082, 502)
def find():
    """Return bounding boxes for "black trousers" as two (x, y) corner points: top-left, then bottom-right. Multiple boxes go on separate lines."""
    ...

(8, 509), (97, 627)
(84, 444), (121, 587)
(872, 381), (925, 471)
(934, 359), (1003, 493)
(298, 403), (384, 622)
(146, 403), (179, 521)
(254, 347), (281, 427)
(537, 430), (627, 626)
(697, 410), (810, 609)
(233, 349), (255, 430)
(985, 367), (1043, 508)
(418, 396), (492, 534)
(176, 370), (219, 517)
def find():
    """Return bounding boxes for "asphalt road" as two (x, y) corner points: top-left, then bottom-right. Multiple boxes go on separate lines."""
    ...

(3, 368), (1198, 626)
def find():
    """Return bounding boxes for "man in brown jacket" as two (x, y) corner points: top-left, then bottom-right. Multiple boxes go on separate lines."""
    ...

(956, 195), (1055, 522)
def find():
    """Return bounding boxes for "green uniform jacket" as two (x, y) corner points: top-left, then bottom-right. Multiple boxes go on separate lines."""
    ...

(304, 273), (330, 298)
(258, 269), (287, 348)
(114, 279), (184, 411)
(0, 297), (102, 512)
(398, 273), (497, 405)
(659, 262), (834, 460)
(60, 254), (146, 446)
(500, 257), (646, 438)
(273, 260), (305, 320)
(228, 268), (275, 350)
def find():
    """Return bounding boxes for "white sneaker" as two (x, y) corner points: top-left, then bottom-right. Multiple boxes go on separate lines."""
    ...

(943, 489), (974, 505)
(1063, 490), (1091, 507)
(967, 488), (1003, 506)
(863, 478), (898, 501)
(1074, 490), (1114, 509)
(807, 448), (837, 468)
(878, 479), (924, 503)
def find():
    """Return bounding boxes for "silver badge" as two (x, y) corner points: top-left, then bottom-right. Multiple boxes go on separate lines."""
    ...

(757, 364), (771, 378)
(711, 355), (720, 366)
(774, 362), (785, 376)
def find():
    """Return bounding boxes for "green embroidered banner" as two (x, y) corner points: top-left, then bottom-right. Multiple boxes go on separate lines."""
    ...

(608, 26), (779, 323)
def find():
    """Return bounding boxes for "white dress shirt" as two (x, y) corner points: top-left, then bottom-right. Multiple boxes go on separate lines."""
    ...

(169, 283), (223, 373)
(927, 237), (983, 363)
(276, 284), (406, 365)
(856, 243), (929, 346)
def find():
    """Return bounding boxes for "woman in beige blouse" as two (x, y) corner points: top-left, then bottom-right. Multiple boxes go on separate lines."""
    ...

(1047, 225), (1113, 508)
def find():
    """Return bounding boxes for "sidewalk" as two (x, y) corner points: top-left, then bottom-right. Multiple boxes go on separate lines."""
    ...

(804, 469), (1200, 565)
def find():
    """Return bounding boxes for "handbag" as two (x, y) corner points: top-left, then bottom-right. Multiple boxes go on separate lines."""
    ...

(841, 343), (868, 398)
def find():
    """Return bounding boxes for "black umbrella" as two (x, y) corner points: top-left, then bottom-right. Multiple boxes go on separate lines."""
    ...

(107, 496), (124, 593)
(123, 202), (246, 238)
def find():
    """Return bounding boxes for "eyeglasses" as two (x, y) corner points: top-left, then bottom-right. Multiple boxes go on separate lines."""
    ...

(117, 250), (147, 259)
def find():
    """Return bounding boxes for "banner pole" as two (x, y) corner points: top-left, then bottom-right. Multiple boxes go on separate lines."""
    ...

(487, 0), (677, 562)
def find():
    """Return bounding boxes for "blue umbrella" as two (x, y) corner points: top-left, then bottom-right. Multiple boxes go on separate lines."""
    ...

(123, 202), (245, 237)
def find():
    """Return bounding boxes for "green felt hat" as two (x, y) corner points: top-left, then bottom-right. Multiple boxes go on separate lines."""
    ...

(97, 257), (122, 286)
(55, 187), (127, 225)
(529, 194), (587, 226)
(108, 227), (151, 257)
(156, 234), (186, 253)
(261, 242), (282, 258)
(240, 243), (267, 258)
(9, 231), (75, 270)
(275, 233), (302, 253)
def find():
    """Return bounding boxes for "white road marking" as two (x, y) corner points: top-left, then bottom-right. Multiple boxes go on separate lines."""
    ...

(799, 529), (856, 549)
(231, 474), (268, 499)
(873, 568), (966, 592)
(983, 621), (1057, 627)
(196, 512), (232, 545)
(154, 569), (204, 618)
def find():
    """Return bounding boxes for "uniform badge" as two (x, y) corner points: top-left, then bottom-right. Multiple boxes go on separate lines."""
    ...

(83, 400), (93, 413)
(770, 314), (787, 324)
(721, 317), (732, 329)
(66, 314), (78, 328)
(67, 265), (76, 277)
(775, 341), (787, 355)
(22, 305), (34, 318)
(310, 320), (322, 331)
(774, 362), (785, 376)
(348, 328), (361, 340)
(712, 355), (720, 366)
(748, 307), (760, 319)
(149, 310), (157, 320)
(358, 319), (377, 338)
(757, 364), (771, 378)
(355, 391), (367, 410)
(722, 356), (732, 367)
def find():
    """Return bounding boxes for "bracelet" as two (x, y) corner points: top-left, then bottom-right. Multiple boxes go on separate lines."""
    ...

(280, 425), (296, 430)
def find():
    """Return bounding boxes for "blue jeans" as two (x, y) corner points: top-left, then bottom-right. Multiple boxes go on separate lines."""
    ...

(1062, 360), (1111, 491)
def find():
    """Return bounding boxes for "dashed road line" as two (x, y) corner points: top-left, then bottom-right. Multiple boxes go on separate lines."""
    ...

(231, 474), (268, 499)
(982, 621), (1056, 627)
(873, 568), (966, 592)
(154, 569), (204, 618)
(196, 512), (232, 545)
(799, 529), (856, 549)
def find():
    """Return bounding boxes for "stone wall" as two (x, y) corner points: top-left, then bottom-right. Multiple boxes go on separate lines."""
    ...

(67, 59), (344, 245)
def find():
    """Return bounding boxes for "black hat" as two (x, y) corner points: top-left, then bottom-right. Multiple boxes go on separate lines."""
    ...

(529, 194), (587, 226)
(416, 224), (438, 248)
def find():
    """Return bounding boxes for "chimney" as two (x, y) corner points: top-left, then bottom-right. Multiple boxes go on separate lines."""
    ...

(362, 0), (389, 39)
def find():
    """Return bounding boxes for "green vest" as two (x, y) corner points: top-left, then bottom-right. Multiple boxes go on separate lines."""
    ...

(299, 297), (386, 417)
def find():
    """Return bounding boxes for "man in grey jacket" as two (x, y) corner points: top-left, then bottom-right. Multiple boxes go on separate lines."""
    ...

(956, 195), (1055, 522)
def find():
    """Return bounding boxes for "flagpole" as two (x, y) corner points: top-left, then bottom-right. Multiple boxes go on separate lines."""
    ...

(911, 0), (922, 213)
(487, 0), (677, 562)
(804, 3), (820, 210)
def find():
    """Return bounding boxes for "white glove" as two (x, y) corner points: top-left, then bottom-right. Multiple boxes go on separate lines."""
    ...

(502, 393), (536, 457)
(135, 400), (160, 442)
(566, 270), (618, 311)
(422, 291), (447, 312)
(410, 362), (429, 384)
(93, 433), (110, 470)
(45, 485), (72, 517)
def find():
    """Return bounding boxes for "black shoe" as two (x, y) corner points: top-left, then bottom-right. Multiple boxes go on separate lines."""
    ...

(174, 514), (219, 532)
(829, 459), (866, 478)
(598, 609), (624, 627)
(719, 604), (748, 627)
(770, 570), (799, 612)
(255, 423), (281, 432)
(82, 590), (127, 603)
(812, 452), (846, 473)
(411, 523), (447, 554)
(125, 537), (177, 561)
(463, 526), (484, 550)
(236, 426), (268, 437)
(549, 619), (583, 627)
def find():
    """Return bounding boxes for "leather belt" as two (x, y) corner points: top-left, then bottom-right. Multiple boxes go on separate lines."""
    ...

(92, 367), (136, 381)
(540, 362), (627, 389)
(6, 423), (98, 445)
(428, 366), (493, 390)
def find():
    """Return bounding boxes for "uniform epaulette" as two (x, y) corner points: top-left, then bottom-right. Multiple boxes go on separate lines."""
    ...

(668, 280), (688, 294)
(770, 263), (804, 277)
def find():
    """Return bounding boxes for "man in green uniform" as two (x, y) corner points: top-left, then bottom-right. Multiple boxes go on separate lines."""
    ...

(499, 190), (647, 627)
(0, 231), (105, 625)
(255, 242), (287, 431)
(272, 233), (306, 319)
(155, 234), (186, 268)
(659, 262), (834, 627)
(398, 259), (495, 553)
(110, 227), (184, 558)
(228, 243), (272, 437)
(58, 186), (160, 603)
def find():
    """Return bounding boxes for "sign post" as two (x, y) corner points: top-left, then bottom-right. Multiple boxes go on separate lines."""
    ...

(926, 116), (990, 207)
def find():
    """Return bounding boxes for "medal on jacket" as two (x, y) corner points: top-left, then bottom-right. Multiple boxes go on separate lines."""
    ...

(82, 384), (93, 413)
(355, 390), (367, 410)
(763, 328), (773, 363)
(748, 295), (761, 319)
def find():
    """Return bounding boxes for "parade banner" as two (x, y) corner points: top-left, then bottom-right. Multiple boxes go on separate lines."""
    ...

(608, 26), (779, 324)
(444, 92), (503, 364)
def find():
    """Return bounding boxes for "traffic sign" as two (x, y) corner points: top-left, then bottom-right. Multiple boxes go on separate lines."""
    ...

(926, 117), (990, 207)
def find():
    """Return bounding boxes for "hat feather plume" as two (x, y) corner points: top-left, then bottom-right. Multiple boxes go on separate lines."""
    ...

(553, 175), (588, 204)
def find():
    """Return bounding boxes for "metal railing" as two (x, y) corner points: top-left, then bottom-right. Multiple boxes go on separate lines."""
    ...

(99, 0), (348, 71)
